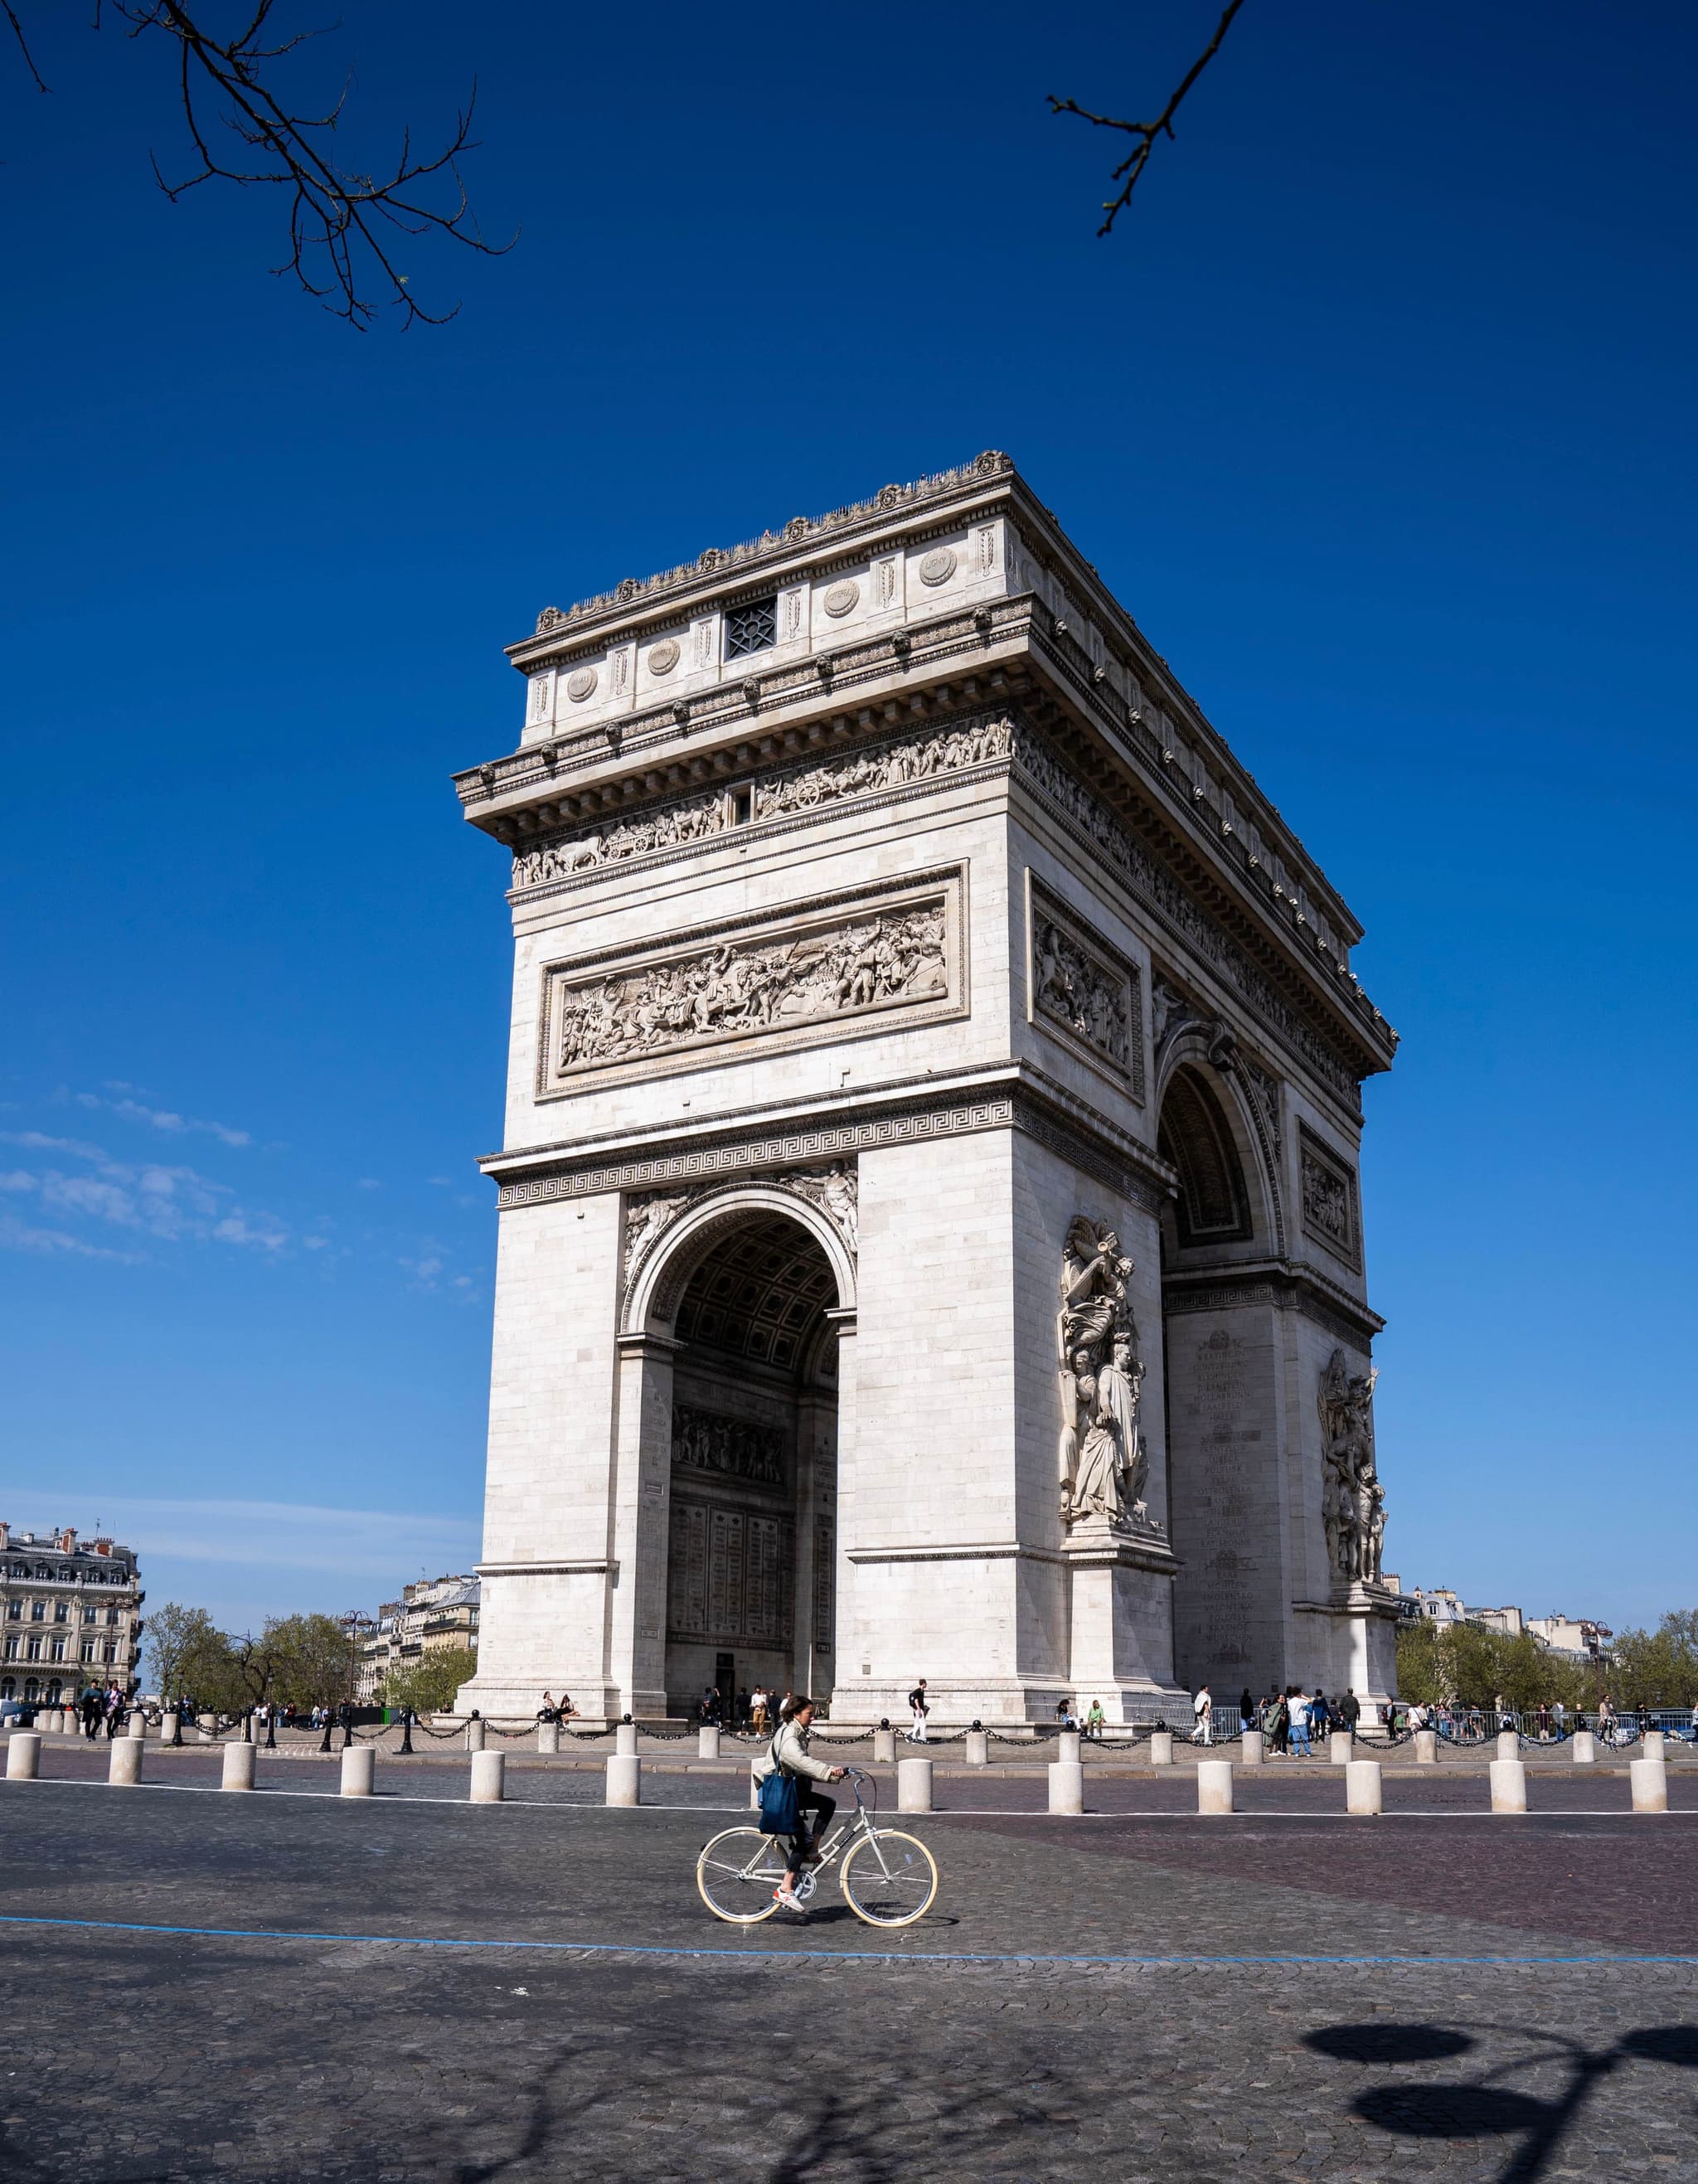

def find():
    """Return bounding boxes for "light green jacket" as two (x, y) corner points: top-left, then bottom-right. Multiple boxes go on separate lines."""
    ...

(753, 1718), (835, 1784)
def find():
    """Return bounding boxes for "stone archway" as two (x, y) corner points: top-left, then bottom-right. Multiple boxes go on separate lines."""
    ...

(613, 1184), (855, 1719)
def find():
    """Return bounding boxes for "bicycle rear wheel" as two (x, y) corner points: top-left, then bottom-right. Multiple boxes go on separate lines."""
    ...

(696, 1827), (788, 1924)
(840, 1829), (938, 1927)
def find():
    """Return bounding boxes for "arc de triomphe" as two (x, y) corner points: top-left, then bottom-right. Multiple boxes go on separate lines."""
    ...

(452, 454), (1400, 1724)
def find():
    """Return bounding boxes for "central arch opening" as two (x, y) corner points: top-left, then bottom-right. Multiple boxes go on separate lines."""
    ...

(662, 1211), (840, 1717)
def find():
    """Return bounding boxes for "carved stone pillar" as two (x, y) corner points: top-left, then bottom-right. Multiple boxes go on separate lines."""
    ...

(1063, 1523), (1181, 1716)
(609, 1330), (680, 1720)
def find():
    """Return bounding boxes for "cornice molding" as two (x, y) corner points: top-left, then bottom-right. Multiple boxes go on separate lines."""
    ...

(1161, 1258), (1385, 1347)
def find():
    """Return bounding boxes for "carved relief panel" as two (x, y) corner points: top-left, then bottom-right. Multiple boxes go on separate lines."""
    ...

(1025, 874), (1144, 1100)
(537, 869), (967, 1097)
(1298, 1122), (1361, 1272)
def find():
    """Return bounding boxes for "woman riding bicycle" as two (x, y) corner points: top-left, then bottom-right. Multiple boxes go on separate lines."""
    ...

(753, 1695), (845, 1914)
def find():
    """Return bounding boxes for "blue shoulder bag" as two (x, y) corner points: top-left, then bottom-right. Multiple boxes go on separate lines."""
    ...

(757, 1732), (800, 1836)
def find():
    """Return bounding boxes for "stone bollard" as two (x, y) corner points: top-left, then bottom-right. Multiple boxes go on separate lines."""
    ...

(966, 1730), (988, 1766)
(1240, 1729), (1264, 1767)
(605, 1753), (640, 1807)
(1196, 1759), (1235, 1815)
(1642, 1730), (1666, 1764)
(198, 1716), (216, 1745)
(470, 1751), (506, 1804)
(128, 1711), (146, 1740)
(1150, 1730), (1175, 1766)
(221, 1740), (255, 1791)
(1629, 1758), (1669, 1814)
(616, 1721), (639, 1757)
(1058, 1730), (1081, 1765)
(109, 1737), (143, 1787)
(1497, 1730), (1519, 1762)
(6, 1732), (41, 1780)
(1048, 1759), (1084, 1814)
(341, 1746), (375, 1798)
(697, 1725), (720, 1759)
(537, 1720), (560, 1756)
(1329, 1731), (1352, 1765)
(465, 1718), (486, 1754)
(1489, 1759), (1527, 1814)
(1572, 1730), (1597, 1764)
(873, 1727), (896, 1764)
(1346, 1759), (1382, 1815)
(1414, 1730), (1438, 1764)
(897, 1756), (933, 1813)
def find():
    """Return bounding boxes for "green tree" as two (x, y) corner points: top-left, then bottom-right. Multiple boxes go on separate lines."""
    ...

(143, 1602), (219, 1701)
(381, 1647), (478, 1718)
(263, 1614), (359, 1711)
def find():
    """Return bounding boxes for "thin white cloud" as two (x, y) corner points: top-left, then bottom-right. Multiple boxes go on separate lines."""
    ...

(0, 1211), (143, 1264)
(0, 1135), (288, 1254)
(70, 1090), (251, 1148)
(30, 1497), (483, 1585)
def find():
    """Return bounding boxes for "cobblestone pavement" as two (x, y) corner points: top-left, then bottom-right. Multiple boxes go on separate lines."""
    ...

(1, 1779), (1695, 2182)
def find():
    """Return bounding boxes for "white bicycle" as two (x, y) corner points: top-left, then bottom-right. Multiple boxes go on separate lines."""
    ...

(696, 1766), (939, 1929)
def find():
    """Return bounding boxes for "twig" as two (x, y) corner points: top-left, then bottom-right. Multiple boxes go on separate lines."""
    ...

(5, 0), (48, 91)
(1049, 0), (1249, 236)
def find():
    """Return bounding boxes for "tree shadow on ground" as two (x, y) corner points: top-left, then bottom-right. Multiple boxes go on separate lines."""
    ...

(1307, 2019), (1698, 2182)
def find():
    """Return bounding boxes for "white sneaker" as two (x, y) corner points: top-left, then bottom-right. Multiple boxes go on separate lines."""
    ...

(774, 1889), (807, 1915)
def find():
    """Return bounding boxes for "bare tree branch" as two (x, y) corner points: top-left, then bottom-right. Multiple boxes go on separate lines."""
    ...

(4, 0), (48, 93)
(1050, 0), (1249, 237)
(8, 0), (512, 327)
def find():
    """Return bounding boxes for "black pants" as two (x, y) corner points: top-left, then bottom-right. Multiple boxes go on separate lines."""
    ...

(787, 1786), (835, 1866)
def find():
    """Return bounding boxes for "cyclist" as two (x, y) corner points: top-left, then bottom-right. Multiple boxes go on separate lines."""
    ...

(754, 1695), (846, 1915)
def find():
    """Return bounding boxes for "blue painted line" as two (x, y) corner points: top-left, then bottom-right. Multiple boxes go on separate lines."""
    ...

(0, 1915), (1691, 1968)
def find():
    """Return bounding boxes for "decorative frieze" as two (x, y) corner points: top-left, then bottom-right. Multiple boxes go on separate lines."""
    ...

(509, 713), (1012, 894)
(672, 1404), (787, 1489)
(1298, 1123), (1361, 1271)
(1026, 876), (1143, 1099)
(537, 869), (964, 1096)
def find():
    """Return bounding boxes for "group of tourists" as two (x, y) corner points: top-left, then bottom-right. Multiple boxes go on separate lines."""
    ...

(1237, 1684), (1361, 1756)
(77, 1683), (129, 1738)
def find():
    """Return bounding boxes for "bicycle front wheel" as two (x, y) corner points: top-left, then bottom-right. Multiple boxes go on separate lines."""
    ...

(696, 1827), (788, 1924)
(840, 1829), (938, 1927)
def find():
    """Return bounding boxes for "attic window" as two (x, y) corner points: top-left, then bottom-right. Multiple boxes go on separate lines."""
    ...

(724, 597), (777, 659)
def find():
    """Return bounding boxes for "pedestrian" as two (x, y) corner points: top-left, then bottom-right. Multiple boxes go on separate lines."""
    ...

(80, 1686), (101, 1740)
(1085, 1698), (1105, 1742)
(1552, 1698), (1566, 1737)
(1338, 1689), (1360, 1742)
(1240, 1687), (1254, 1733)
(1191, 1683), (1212, 1746)
(736, 1687), (750, 1730)
(750, 1686), (768, 1735)
(1262, 1691), (1288, 1756)
(104, 1684), (123, 1737)
(906, 1678), (929, 1742)
(1289, 1687), (1312, 1759)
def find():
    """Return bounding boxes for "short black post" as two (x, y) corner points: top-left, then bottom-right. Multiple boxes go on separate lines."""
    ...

(167, 1706), (183, 1749)
(399, 1710), (415, 1755)
(318, 1714), (333, 1754)
(264, 1710), (277, 1750)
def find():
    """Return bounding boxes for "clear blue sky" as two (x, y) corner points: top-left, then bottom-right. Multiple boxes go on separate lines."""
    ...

(2, 2), (1692, 1636)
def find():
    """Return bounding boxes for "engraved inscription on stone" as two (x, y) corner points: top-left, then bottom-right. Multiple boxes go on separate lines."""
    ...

(918, 546), (957, 587)
(813, 1512), (833, 1655)
(667, 1497), (792, 1647)
(1028, 877), (1142, 1096)
(565, 667), (598, 701)
(647, 638), (680, 675)
(537, 871), (962, 1093)
(672, 1403), (786, 1488)
(822, 580), (858, 618)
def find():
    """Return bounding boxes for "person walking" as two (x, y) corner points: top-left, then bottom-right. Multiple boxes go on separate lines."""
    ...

(1191, 1684), (1213, 1746)
(753, 1696), (845, 1915)
(1289, 1687), (1312, 1759)
(103, 1684), (124, 1737)
(750, 1686), (769, 1736)
(1338, 1689), (1361, 1742)
(906, 1679), (929, 1742)
(80, 1686), (101, 1740)
(1240, 1687), (1254, 1733)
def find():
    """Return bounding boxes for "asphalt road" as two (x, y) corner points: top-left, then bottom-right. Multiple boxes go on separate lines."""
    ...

(1, 1773), (1694, 2181)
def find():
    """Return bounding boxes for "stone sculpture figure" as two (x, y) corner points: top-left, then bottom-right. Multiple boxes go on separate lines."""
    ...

(1057, 1217), (1147, 1529)
(1317, 1347), (1385, 1585)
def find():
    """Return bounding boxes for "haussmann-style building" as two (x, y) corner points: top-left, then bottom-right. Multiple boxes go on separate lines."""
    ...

(449, 454), (1400, 1726)
(0, 1524), (145, 1707)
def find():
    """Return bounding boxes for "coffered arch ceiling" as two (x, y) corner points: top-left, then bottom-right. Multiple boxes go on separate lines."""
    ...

(673, 1214), (838, 1381)
(1157, 1064), (1254, 1250)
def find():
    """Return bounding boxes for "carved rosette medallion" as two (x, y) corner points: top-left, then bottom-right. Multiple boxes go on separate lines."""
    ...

(647, 638), (680, 675)
(1027, 876), (1143, 1099)
(565, 667), (599, 702)
(918, 546), (957, 587)
(822, 580), (858, 618)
